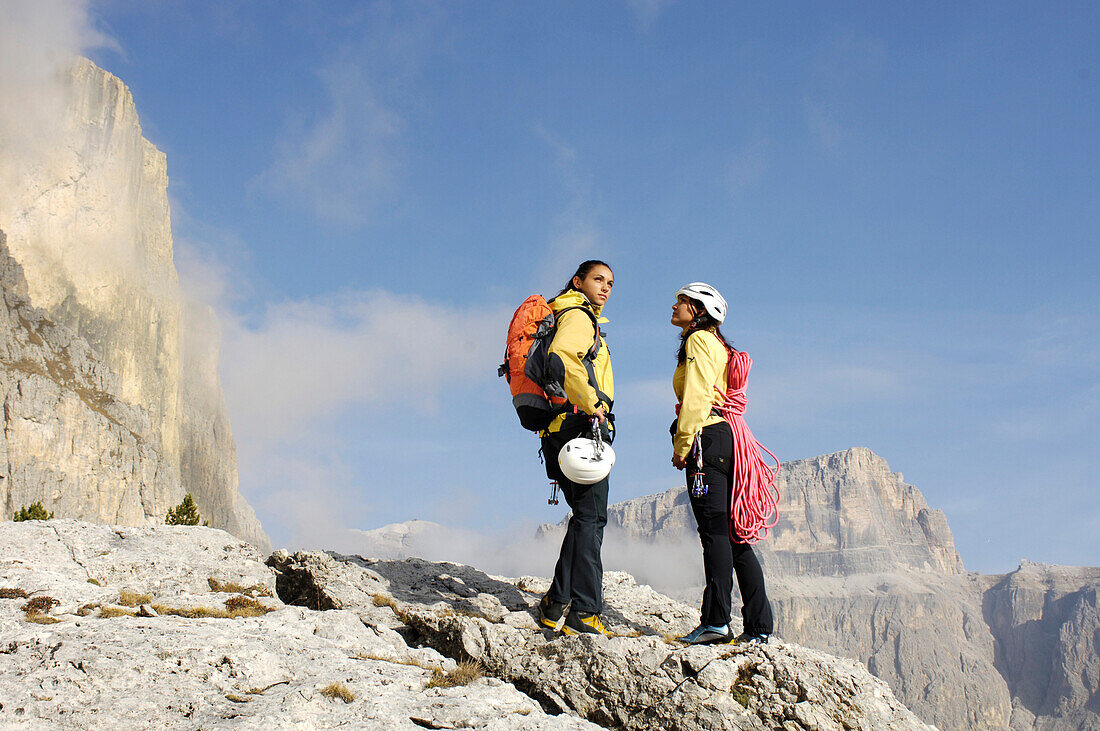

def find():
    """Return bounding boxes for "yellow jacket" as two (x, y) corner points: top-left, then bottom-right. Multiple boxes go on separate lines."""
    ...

(672, 328), (729, 458)
(544, 290), (614, 433)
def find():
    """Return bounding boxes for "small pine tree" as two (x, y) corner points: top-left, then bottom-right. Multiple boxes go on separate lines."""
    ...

(165, 493), (208, 526)
(13, 501), (54, 521)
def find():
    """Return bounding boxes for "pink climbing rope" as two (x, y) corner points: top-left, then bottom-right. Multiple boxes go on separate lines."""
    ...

(713, 350), (781, 544)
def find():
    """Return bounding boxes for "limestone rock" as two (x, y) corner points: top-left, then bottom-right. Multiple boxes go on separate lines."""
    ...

(0, 58), (266, 549)
(982, 561), (1100, 730)
(0, 521), (598, 730)
(0, 232), (183, 526)
(270, 549), (933, 730)
(600, 448), (963, 577)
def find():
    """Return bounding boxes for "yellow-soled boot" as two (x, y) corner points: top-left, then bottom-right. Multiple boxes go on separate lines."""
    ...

(562, 611), (610, 637)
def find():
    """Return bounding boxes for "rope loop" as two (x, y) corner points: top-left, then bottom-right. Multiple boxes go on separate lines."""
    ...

(713, 350), (780, 544)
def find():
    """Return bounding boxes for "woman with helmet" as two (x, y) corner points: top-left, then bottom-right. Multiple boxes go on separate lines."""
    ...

(537, 260), (615, 637)
(671, 282), (775, 645)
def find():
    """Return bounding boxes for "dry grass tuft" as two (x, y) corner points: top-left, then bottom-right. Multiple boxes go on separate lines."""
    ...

(372, 593), (397, 609)
(662, 632), (681, 645)
(25, 613), (61, 624)
(1, 587), (29, 599)
(152, 604), (230, 619)
(355, 651), (436, 671)
(208, 578), (272, 597)
(224, 595), (273, 617)
(118, 590), (152, 607)
(320, 682), (355, 703)
(426, 660), (484, 689)
(86, 578), (102, 587)
(225, 694), (251, 704)
(99, 606), (137, 618)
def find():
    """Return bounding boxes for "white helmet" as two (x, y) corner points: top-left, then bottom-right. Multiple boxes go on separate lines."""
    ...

(558, 437), (616, 484)
(675, 282), (727, 324)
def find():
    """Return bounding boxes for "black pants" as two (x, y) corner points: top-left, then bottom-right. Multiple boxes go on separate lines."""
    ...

(543, 413), (611, 615)
(687, 421), (773, 634)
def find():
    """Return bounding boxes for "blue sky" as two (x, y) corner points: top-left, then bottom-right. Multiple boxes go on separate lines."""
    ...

(68, 1), (1098, 572)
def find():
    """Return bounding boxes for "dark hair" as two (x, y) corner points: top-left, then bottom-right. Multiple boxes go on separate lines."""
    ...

(677, 299), (734, 364)
(557, 260), (613, 297)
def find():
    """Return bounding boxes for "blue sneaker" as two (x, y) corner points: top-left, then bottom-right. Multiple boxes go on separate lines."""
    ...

(677, 624), (731, 645)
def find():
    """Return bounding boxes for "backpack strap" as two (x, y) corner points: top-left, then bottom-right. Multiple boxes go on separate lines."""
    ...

(554, 305), (612, 410)
(553, 306), (601, 360)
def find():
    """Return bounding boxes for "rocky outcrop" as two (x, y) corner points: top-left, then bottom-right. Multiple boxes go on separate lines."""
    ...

(0, 520), (932, 729)
(0, 59), (265, 548)
(268, 549), (932, 730)
(0, 231), (183, 525)
(0, 521), (594, 729)
(982, 561), (1100, 730)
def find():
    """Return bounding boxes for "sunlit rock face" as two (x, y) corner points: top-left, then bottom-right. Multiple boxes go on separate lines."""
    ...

(0, 59), (266, 550)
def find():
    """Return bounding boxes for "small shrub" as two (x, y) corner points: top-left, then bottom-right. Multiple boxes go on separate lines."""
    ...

(22, 596), (59, 616)
(320, 682), (355, 703)
(1, 587), (29, 599)
(426, 660), (484, 689)
(165, 494), (208, 526)
(225, 694), (250, 704)
(118, 590), (152, 607)
(13, 502), (53, 521)
(86, 578), (102, 587)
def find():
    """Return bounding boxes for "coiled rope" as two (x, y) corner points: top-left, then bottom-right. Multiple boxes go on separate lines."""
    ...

(713, 350), (780, 544)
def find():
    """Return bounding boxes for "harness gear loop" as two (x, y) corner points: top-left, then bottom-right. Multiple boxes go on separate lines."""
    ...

(690, 434), (707, 498)
(548, 480), (559, 505)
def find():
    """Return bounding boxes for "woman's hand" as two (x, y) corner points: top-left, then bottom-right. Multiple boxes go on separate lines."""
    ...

(672, 453), (687, 470)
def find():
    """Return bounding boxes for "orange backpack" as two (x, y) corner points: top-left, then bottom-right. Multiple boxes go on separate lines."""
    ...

(498, 295), (599, 431)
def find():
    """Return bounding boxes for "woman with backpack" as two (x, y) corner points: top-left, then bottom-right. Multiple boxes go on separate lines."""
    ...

(670, 282), (777, 645)
(536, 260), (615, 637)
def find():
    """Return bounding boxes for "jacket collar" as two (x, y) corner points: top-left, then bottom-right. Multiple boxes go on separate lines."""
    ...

(549, 289), (609, 323)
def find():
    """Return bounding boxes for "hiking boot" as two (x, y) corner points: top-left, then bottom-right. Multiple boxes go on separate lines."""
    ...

(730, 631), (769, 645)
(537, 594), (568, 631)
(677, 624), (732, 645)
(562, 611), (610, 636)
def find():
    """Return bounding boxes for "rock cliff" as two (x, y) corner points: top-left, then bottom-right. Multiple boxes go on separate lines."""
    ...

(0, 520), (932, 729)
(0, 59), (266, 549)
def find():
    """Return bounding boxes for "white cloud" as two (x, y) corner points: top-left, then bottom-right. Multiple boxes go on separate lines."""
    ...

(623, 0), (677, 31)
(253, 5), (446, 226)
(218, 290), (505, 443)
(0, 0), (115, 202)
(255, 58), (404, 226)
(532, 125), (610, 291)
